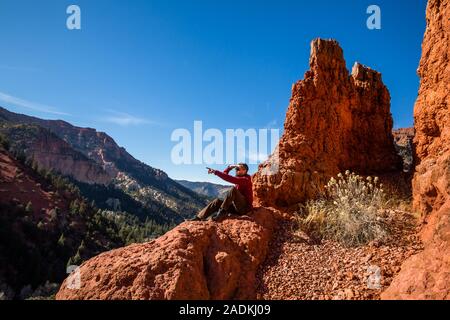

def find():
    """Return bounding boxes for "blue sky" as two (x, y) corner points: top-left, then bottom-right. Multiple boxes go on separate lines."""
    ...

(0, 0), (427, 183)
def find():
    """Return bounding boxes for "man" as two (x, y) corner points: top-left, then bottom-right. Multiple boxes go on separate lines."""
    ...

(190, 163), (253, 221)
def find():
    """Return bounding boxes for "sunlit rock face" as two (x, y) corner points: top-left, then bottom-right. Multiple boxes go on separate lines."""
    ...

(56, 207), (284, 300)
(253, 38), (401, 208)
(382, 0), (450, 300)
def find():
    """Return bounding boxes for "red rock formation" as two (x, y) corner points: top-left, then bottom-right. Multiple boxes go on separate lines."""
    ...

(30, 130), (111, 185)
(38, 120), (169, 181)
(393, 128), (414, 147)
(412, 0), (450, 217)
(0, 124), (111, 185)
(382, 0), (450, 300)
(392, 127), (414, 172)
(253, 39), (401, 208)
(0, 147), (70, 216)
(56, 207), (285, 300)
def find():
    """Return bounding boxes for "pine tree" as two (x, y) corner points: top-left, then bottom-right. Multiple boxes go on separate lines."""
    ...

(67, 257), (75, 268)
(79, 201), (87, 215)
(0, 134), (9, 150)
(126, 229), (135, 244)
(57, 233), (66, 247)
(78, 240), (86, 254)
(49, 208), (58, 222)
(72, 250), (82, 265)
(31, 160), (39, 172)
(25, 201), (33, 213)
(70, 200), (79, 214)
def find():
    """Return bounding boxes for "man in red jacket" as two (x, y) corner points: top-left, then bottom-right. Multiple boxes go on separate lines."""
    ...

(190, 163), (253, 221)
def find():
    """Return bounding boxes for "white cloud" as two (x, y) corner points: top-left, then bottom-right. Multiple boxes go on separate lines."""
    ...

(0, 91), (70, 116)
(103, 110), (152, 126)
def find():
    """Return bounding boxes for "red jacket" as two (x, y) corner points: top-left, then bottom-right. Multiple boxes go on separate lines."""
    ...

(214, 167), (253, 208)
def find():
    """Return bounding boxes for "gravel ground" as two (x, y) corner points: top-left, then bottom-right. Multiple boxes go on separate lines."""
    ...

(256, 210), (423, 300)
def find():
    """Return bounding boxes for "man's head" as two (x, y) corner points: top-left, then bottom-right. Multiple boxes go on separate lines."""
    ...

(235, 163), (249, 177)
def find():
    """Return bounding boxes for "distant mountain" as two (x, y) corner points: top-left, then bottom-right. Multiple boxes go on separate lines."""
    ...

(0, 123), (110, 185)
(0, 107), (207, 223)
(176, 180), (231, 199)
(0, 138), (174, 299)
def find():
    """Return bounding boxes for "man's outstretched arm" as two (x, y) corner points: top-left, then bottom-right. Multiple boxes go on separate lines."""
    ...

(213, 166), (248, 185)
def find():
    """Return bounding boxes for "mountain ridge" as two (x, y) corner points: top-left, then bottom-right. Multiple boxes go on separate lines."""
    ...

(0, 107), (207, 223)
(175, 180), (231, 199)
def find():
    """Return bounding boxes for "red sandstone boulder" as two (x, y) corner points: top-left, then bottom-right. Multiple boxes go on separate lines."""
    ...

(56, 207), (284, 300)
(382, 0), (450, 300)
(253, 38), (401, 208)
(382, 202), (450, 300)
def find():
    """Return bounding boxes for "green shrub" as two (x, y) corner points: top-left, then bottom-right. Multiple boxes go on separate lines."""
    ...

(296, 171), (389, 246)
(0, 134), (10, 150)
(57, 234), (66, 247)
(25, 202), (33, 213)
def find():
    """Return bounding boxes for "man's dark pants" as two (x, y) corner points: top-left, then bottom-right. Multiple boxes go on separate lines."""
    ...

(197, 187), (250, 220)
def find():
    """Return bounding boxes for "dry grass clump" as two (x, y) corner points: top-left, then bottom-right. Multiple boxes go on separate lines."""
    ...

(296, 171), (389, 246)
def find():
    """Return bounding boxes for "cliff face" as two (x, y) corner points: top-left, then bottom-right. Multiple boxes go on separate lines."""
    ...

(412, 0), (450, 217)
(253, 39), (401, 208)
(0, 109), (168, 181)
(56, 207), (284, 300)
(382, 0), (450, 300)
(0, 124), (110, 185)
(38, 120), (165, 179)
(0, 146), (70, 216)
